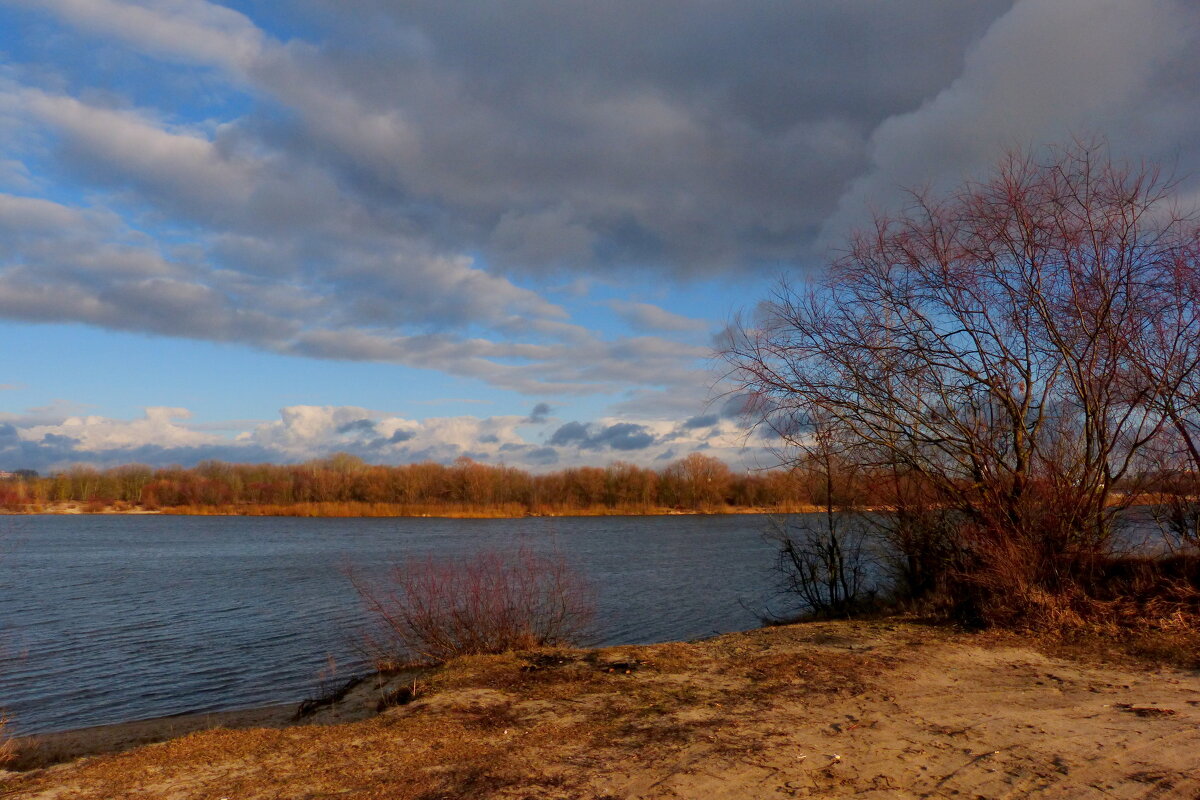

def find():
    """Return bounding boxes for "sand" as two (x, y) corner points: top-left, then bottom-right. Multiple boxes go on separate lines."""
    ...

(2, 620), (1198, 798)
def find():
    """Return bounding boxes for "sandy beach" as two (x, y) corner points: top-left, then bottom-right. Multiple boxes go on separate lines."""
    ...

(2, 620), (1198, 798)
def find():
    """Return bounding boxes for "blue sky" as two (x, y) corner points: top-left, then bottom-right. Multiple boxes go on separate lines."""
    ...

(2, 0), (1199, 472)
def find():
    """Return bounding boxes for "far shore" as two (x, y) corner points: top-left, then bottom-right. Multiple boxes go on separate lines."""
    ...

(0, 496), (1166, 519)
(5, 619), (1199, 798)
(0, 501), (824, 518)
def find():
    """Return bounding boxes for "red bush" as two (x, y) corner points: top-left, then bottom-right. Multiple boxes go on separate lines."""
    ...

(352, 548), (595, 665)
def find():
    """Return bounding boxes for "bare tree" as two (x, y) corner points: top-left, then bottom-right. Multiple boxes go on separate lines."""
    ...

(725, 142), (1200, 619)
(765, 410), (877, 618)
(1134, 236), (1200, 552)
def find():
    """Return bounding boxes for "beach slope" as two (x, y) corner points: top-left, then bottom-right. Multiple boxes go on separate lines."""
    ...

(4, 620), (1198, 798)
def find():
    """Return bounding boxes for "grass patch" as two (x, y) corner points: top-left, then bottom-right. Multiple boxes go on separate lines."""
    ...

(0, 717), (14, 768)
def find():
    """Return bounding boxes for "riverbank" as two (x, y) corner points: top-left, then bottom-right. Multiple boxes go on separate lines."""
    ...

(4, 620), (1198, 798)
(0, 501), (821, 517)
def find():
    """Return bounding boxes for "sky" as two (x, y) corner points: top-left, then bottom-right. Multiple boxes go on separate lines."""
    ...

(1, 0), (1199, 473)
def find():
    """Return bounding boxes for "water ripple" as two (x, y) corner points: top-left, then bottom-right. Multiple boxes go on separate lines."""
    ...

(1, 514), (784, 735)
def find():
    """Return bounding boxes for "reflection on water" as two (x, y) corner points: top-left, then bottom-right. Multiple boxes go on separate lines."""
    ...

(0, 514), (792, 735)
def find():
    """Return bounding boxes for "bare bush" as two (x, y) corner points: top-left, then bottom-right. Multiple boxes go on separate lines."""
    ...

(762, 411), (879, 618)
(725, 141), (1200, 625)
(1145, 467), (1200, 553)
(767, 516), (877, 619)
(352, 548), (595, 666)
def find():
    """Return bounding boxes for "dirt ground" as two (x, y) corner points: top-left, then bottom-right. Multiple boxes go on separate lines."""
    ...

(3, 620), (1198, 799)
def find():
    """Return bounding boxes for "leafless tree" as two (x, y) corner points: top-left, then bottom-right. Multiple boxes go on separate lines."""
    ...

(765, 411), (877, 618)
(725, 142), (1200, 616)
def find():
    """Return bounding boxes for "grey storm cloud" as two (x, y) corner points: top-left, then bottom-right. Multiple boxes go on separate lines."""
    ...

(7, 0), (1017, 280)
(549, 421), (657, 451)
(497, 441), (561, 466)
(0, 423), (19, 446)
(594, 423), (657, 451)
(0, 432), (279, 472)
(525, 446), (560, 466)
(254, 0), (1014, 274)
(6, 0), (1200, 404)
(719, 394), (760, 419)
(336, 419), (378, 435)
(548, 421), (591, 447)
(526, 403), (552, 424)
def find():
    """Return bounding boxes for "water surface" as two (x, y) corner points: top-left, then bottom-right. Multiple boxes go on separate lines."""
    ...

(0, 514), (792, 735)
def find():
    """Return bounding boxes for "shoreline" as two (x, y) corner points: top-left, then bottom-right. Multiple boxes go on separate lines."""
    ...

(6, 619), (1199, 798)
(7, 665), (427, 772)
(8, 703), (301, 771)
(0, 503), (823, 518)
(1, 496), (1158, 519)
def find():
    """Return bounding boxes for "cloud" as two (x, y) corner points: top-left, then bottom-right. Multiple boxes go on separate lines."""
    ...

(608, 300), (708, 334)
(336, 418), (377, 435)
(10, 0), (266, 71)
(549, 420), (657, 451)
(23, 91), (258, 219)
(525, 403), (552, 424)
(548, 421), (590, 447)
(5, 0), (1200, 425)
(592, 423), (656, 451)
(821, 0), (1200, 245)
(0, 193), (86, 232)
(525, 446), (559, 465)
(13, 0), (1014, 275)
(1, 78), (717, 397)
(0, 402), (773, 471)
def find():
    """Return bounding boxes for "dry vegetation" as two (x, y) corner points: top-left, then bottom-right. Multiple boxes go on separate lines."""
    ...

(728, 142), (1200, 637)
(0, 719), (13, 770)
(0, 453), (829, 517)
(351, 548), (595, 666)
(4, 620), (1199, 799)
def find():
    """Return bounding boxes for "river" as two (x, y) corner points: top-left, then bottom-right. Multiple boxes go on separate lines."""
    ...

(0, 513), (803, 735)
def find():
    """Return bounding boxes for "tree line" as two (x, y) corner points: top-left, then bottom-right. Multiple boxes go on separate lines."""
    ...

(0, 452), (844, 515)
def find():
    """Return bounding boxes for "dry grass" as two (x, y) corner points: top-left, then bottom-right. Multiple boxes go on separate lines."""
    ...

(0, 717), (14, 768)
(4, 630), (889, 799)
(923, 530), (1200, 652)
(7, 620), (1200, 799)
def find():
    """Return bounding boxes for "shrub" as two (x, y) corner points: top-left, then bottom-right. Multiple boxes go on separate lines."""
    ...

(0, 717), (13, 768)
(726, 141), (1200, 629)
(1147, 479), (1200, 553)
(352, 548), (595, 666)
(766, 515), (878, 619)
(946, 537), (1200, 633)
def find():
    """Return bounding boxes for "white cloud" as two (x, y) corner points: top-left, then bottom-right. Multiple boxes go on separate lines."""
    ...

(11, 0), (266, 71)
(25, 406), (216, 450)
(0, 403), (771, 472)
